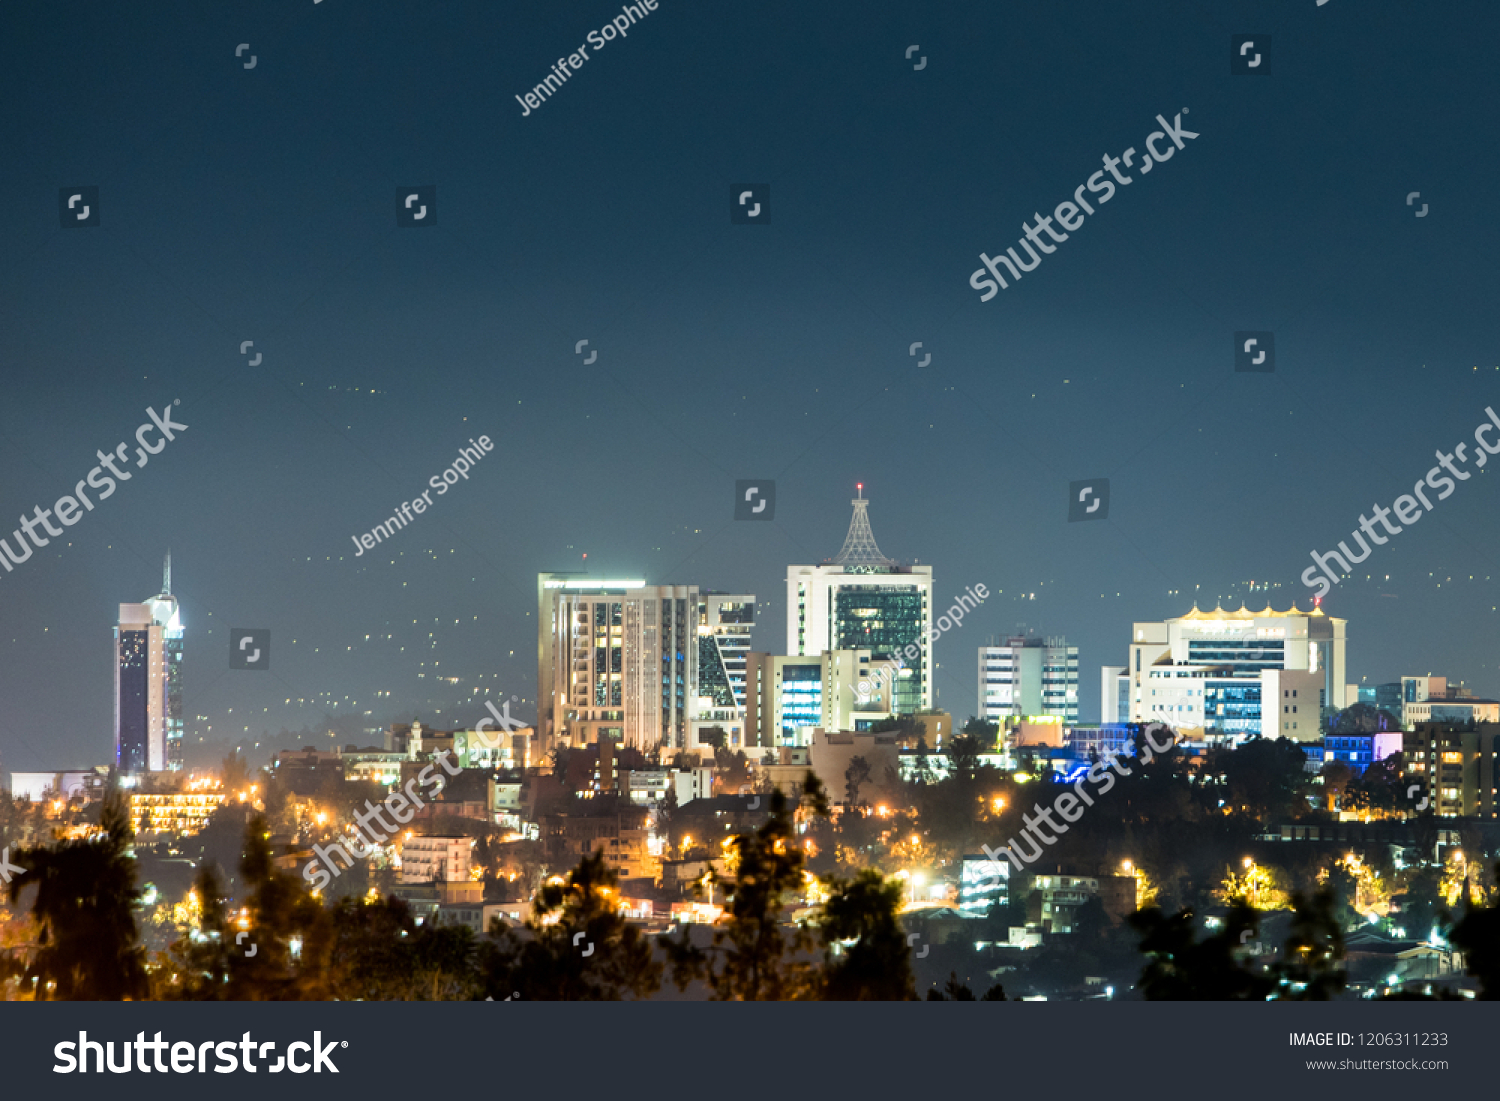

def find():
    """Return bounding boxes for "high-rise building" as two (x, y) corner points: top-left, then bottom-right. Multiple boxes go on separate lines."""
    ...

(696, 593), (755, 739)
(538, 575), (729, 755)
(1105, 603), (1348, 742)
(786, 486), (933, 714)
(115, 554), (183, 773)
(978, 635), (1079, 724)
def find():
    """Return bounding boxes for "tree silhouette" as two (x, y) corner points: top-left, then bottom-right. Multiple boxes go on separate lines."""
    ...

(482, 849), (661, 1000)
(1131, 902), (1272, 1000)
(1447, 863), (1500, 998)
(819, 869), (914, 1000)
(8, 790), (147, 1000)
(225, 814), (332, 999)
(667, 774), (829, 1000)
(1270, 889), (1346, 999)
(844, 756), (872, 808)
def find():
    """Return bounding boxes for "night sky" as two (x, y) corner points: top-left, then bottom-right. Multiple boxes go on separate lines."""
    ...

(3, 0), (1499, 774)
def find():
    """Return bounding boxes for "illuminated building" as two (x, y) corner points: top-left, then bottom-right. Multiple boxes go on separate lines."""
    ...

(538, 575), (723, 753)
(959, 852), (1010, 915)
(1106, 603), (1347, 742)
(1401, 722), (1500, 817)
(400, 835), (473, 884)
(786, 486), (933, 715)
(979, 635), (1079, 724)
(744, 649), (891, 749)
(129, 784), (226, 836)
(114, 553), (183, 772)
(694, 593), (755, 744)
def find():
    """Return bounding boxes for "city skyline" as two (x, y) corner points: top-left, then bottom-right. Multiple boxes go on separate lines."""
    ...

(5, 3), (1500, 777)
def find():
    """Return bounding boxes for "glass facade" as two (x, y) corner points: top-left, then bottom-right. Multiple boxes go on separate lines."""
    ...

(118, 629), (149, 771)
(834, 586), (926, 714)
(1186, 639), (1285, 674)
(1205, 680), (1261, 734)
(779, 663), (822, 741)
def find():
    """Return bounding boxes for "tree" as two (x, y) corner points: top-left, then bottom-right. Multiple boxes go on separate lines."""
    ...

(225, 814), (333, 1000)
(714, 746), (752, 793)
(667, 774), (829, 1000)
(1131, 902), (1273, 1000)
(698, 727), (728, 752)
(481, 850), (661, 1000)
(8, 790), (148, 1000)
(1271, 889), (1346, 999)
(164, 863), (232, 999)
(220, 750), (252, 794)
(819, 870), (915, 1000)
(1448, 863), (1500, 998)
(844, 756), (872, 808)
(961, 717), (1000, 751)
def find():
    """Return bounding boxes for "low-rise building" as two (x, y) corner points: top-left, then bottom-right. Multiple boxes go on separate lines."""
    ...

(400, 834), (473, 884)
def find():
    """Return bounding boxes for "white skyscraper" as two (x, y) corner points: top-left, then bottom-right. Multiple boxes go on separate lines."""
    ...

(786, 486), (933, 714)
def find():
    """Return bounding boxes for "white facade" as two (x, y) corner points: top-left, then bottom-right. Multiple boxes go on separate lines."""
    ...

(786, 488), (933, 714)
(1116, 604), (1347, 743)
(400, 835), (473, 885)
(978, 636), (1078, 724)
(538, 575), (705, 754)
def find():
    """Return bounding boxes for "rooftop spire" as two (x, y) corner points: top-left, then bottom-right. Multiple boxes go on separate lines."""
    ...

(831, 483), (896, 567)
(163, 549), (171, 595)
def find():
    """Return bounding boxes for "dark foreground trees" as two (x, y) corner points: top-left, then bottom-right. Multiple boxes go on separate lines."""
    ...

(6, 792), (147, 1000)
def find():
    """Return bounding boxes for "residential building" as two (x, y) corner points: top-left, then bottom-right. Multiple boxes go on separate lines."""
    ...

(979, 635), (1079, 724)
(400, 835), (474, 885)
(270, 746), (344, 796)
(958, 852), (1009, 915)
(114, 554), (183, 773)
(1110, 603), (1348, 742)
(129, 783), (227, 837)
(1401, 722), (1500, 818)
(341, 747), (408, 786)
(786, 486), (933, 715)
(1016, 871), (1137, 934)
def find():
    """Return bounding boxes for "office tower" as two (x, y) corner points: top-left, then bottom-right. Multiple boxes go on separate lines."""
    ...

(115, 553), (183, 773)
(786, 486), (933, 714)
(537, 574), (705, 754)
(1109, 603), (1347, 742)
(698, 591), (755, 716)
(978, 635), (1079, 724)
(744, 649), (891, 749)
